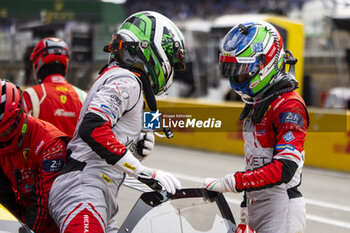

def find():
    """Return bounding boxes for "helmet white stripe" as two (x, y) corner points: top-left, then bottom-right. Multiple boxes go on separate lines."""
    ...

(262, 31), (271, 50)
(260, 60), (276, 80)
(263, 34), (274, 54)
(153, 20), (171, 78)
(118, 29), (139, 42)
(0, 81), (6, 121)
(0, 94), (5, 104)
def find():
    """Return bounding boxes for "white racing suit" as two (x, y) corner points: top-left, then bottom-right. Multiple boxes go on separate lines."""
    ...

(49, 63), (143, 232)
(236, 90), (309, 233)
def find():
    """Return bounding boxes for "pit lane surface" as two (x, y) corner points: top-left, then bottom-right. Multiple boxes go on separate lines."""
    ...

(116, 145), (350, 233)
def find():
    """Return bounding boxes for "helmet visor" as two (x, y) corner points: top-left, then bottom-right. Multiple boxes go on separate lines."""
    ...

(0, 109), (22, 140)
(219, 55), (261, 84)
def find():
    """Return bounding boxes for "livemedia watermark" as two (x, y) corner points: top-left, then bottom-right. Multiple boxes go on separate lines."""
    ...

(142, 107), (347, 133)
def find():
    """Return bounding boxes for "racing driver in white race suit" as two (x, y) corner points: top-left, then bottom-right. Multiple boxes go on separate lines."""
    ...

(49, 11), (186, 232)
(203, 21), (309, 233)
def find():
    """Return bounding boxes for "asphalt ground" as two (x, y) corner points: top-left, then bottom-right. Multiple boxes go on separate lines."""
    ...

(116, 145), (350, 233)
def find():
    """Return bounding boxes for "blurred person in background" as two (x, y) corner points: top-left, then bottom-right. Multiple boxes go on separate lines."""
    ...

(0, 79), (70, 233)
(23, 37), (87, 138)
(22, 45), (35, 86)
(203, 21), (309, 233)
(49, 11), (186, 232)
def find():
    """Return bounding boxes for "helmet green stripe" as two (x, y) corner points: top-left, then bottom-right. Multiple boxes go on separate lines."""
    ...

(251, 70), (276, 94)
(120, 14), (153, 61)
(238, 44), (253, 57)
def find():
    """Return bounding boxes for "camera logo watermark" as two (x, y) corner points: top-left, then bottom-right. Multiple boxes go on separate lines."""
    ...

(143, 110), (161, 129)
(143, 110), (222, 131)
(142, 107), (346, 133)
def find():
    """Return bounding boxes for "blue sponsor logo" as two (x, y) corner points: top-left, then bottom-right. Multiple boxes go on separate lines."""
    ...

(257, 130), (266, 135)
(275, 144), (295, 151)
(283, 131), (295, 142)
(253, 42), (263, 52)
(279, 112), (303, 128)
(25, 183), (34, 189)
(143, 110), (161, 129)
(100, 104), (116, 119)
(43, 158), (64, 172)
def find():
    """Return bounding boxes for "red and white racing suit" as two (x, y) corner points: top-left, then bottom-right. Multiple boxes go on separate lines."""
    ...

(235, 90), (309, 233)
(23, 74), (86, 138)
(0, 116), (69, 233)
(49, 63), (143, 233)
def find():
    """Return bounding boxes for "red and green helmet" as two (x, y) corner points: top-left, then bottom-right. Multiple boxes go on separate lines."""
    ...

(113, 11), (186, 95)
(219, 21), (285, 99)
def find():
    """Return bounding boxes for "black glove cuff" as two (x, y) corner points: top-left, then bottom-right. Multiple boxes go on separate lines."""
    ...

(136, 139), (146, 157)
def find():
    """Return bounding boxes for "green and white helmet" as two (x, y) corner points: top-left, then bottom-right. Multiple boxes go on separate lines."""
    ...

(219, 21), (286, 99)
(110, 11), (186, 95)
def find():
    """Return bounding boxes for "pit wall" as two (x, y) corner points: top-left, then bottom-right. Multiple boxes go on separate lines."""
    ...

(155, 98), (350, 173)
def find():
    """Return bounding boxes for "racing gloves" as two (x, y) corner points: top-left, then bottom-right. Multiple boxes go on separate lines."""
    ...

(137, 168), (181, 194)
(115, 150), (181, 194)
(203, 173), (238, 193)
(135, 132), (155, 160)
(204, 175), (257, 233)
(203, 175), (257, 233)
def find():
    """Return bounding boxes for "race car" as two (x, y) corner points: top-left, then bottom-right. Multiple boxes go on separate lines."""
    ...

(1, 181), (237, 233)
(121, 178), (237, 233)
(0, 204), (33, 233)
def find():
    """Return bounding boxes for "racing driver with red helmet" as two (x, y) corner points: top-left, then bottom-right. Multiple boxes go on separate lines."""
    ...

(23, 37), (86, 138)
(0, 79), (69, 233)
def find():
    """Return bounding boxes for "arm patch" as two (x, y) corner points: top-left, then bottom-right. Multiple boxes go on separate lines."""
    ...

(279, 112), (303, 127)
(100, 104), (116, 119)
(275, 144), (295, 151)
(42, 158), (65, 172)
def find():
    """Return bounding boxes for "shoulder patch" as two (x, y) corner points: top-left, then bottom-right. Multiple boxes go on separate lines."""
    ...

(43, 158), (64, 172)
(279, 112), (303, 127)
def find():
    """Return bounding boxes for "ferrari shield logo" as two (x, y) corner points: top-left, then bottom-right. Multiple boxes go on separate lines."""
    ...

(60, 95), (67, 104)
(23, 148), (30, 162)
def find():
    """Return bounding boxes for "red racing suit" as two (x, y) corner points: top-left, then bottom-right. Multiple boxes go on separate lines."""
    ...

(23, 74), (86, 138)
(0, 116), (69, 233)
(234, 90), (309, 233)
